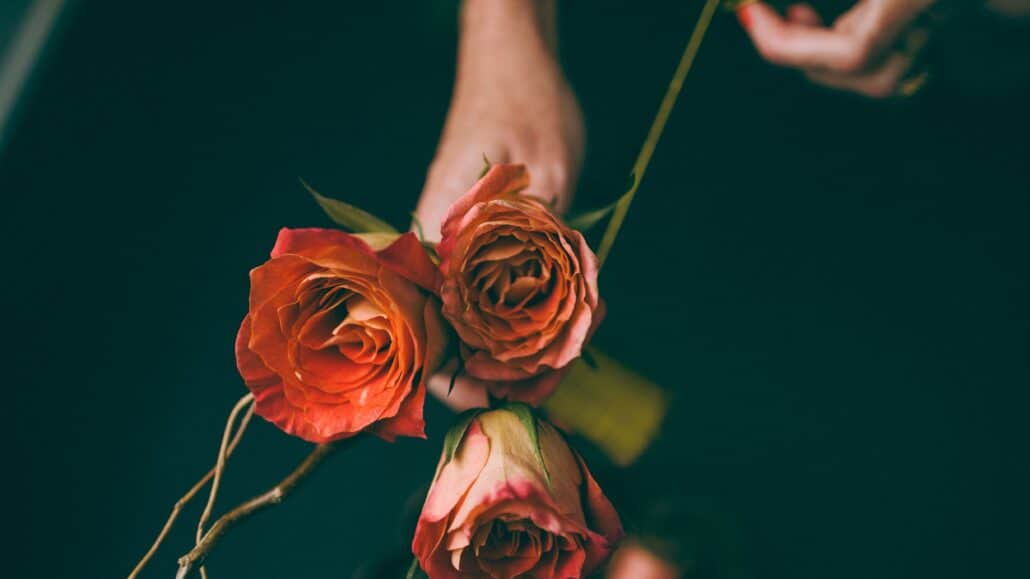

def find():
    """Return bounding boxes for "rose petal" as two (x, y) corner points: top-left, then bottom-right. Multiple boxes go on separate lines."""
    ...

(422, 420), (491, 522)
(371, 380), (425, 441)
(438, 164), (530, 260)
(576, 451), (625, 574)
(377, 231), (442, 293)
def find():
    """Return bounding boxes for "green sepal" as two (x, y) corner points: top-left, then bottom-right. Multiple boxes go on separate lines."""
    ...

(300, 178), (399, 234)
(410, 212), (426, 242)
(566, 203), (616, 232)
(502, 402), (551, 486)
(478, 153), (492, 178)
(447, 349), (464, 396)
(568, 170), (637, 233)
(442, 408), (484, 466)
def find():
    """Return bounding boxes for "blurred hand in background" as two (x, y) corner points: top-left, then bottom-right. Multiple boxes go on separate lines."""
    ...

(737, 0), (1030, 98)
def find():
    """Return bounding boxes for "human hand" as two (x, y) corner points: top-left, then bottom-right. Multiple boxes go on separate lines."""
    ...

(413, 0), (583, 244)
(737, 0), (935, 98)
(415, 0), (584, 410)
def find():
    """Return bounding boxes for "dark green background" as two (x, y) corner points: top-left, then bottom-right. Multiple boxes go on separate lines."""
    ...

(3, 1), (1027, 578)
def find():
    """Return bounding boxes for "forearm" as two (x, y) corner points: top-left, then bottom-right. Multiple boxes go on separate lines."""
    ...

(459, 0), (557, 56)
(454, 0), (560, 103)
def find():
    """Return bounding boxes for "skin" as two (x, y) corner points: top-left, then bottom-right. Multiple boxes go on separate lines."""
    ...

(413, 0), (583, 245)
(417, 0), (1030, 564)
(415, 0), (583, 410)
(737, 0), (1030, 99)
(605, 542), (681, 579)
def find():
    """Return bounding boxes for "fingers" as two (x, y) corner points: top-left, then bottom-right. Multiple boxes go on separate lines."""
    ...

(414, 144), (509, 242)
(804, 27), (928, 98)
(739, 1), (931, 98)
(739, 0), (931, 74)
(739, 2), (874, 72)
(427, 360), (489, 412)
(805, 50), (913, 97)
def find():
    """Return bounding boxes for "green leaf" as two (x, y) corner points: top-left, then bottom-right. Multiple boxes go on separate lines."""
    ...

(300, 178), (398, 234)
(566, 203), (616, 232)
(503, 403), (550, 486)
(443, 408), (483, 466)
(542, 348), (669, 467)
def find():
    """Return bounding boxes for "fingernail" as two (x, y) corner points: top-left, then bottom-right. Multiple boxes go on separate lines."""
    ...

(736, 5), (753, 30)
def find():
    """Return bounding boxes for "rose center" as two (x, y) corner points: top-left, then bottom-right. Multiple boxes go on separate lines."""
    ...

(471, 247), (554, 309)
(332, 296), (392, 365)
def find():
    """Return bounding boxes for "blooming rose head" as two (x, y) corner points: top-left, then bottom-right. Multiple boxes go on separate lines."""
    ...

(437, 164), (601, 405)
(235, 228), (448, 443)
(413, 407), (623, 578)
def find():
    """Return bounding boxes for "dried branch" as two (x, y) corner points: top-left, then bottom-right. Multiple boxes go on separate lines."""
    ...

(128, 393), (255, 579)
(175, 436), (360, 579)
(194, 393), (256, 579)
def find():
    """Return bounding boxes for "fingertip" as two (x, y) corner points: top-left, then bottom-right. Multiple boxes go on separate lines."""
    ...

(735, 3), (755, 30)
(742, 2), (785, 26)
(736, 1), (778, 31)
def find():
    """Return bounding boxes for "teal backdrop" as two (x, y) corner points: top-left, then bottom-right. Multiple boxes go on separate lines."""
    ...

(2, 1), (1027, 578)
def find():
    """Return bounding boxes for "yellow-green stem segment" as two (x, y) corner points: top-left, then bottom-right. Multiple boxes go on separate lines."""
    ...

(596, 0), (722, 268)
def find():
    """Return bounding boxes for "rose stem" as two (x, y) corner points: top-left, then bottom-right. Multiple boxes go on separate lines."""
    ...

(127, 393), (255, 579)
(175, 436), (361, 579)
(193, 392), (256, 579)
(595, 0), (721, 268)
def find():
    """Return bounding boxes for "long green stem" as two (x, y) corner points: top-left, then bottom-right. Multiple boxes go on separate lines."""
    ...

(595, 0), (722, 268)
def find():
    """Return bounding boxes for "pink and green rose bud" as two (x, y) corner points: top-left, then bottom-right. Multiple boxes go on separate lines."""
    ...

(412, 406), (623, 578)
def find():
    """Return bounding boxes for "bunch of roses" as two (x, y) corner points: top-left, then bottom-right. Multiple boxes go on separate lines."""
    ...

(235, 164), (621, 578)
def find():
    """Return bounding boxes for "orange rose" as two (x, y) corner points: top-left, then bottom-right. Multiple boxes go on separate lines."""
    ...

(437, 164), (601, 405)
(412, 407), (623, 578)
(235, 228), (448, 443)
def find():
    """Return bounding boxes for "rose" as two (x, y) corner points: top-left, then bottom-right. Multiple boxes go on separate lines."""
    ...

(412, 407), (623, 578)
(235, 228), (448, 443)
(437, 164), (601, 405)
